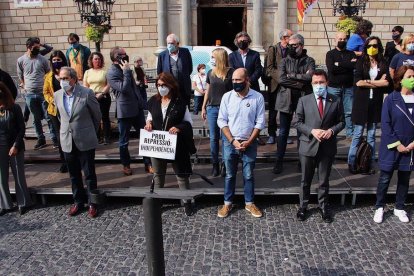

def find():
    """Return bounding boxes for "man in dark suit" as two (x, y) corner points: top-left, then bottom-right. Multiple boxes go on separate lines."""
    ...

(157, 33), (193, 106)
(296, 70), (344, 223)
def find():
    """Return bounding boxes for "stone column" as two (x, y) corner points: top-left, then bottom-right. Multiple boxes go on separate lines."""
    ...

(277, 0), (288, 36)
(250, 0), (264, 53)
(155, 0), (168, 55)
(180, 0), (191, 45)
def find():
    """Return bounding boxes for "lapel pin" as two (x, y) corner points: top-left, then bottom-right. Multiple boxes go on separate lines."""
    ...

(246, 103), (250, 107)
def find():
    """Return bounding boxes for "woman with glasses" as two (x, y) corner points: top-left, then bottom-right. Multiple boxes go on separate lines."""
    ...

(389, 34), (414, 78)
(348, 36), (391, 174)
(145, 72), (196, 216)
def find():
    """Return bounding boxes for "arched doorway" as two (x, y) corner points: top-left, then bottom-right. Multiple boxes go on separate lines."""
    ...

(197, 0), (247, 51)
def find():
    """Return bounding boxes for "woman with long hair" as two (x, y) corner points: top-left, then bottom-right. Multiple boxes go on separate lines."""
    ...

(0, 82), (32, 215)
(374, 65), (414, 223)
(201, 48), (234, 176)
(43, 50), (68, 173)
(144, 72), (196, 216)
(83, 52), (111, 145)
(348, 36), (391, 174)
(389, 33), (414, 78)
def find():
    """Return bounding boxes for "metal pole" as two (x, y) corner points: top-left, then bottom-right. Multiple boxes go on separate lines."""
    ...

(317, 2), (332, 51)
(143, 197), (165, 276)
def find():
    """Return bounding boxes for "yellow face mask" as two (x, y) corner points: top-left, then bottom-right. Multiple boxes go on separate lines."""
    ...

(367, 47), (379, 56)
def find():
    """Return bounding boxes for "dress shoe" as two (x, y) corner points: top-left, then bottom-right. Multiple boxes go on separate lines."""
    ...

(59, 163), (68, 173)
(272, 159), (283, 174)
(144, 164), (154, 174)
(0, 208), (9, 216)
(296, 208), (307, 221)
(211, 163), (220, 177)
(123, 166), (133, 176)
(319, 207), (333, 223)
(68, 204), (83, 216)
(183, 201), (194, 216)
(18, 206), (28, 215)
(88, 205), (98, 218)
(266, 136), (276, 144)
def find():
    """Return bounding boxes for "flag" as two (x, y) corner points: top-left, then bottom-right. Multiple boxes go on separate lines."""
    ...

(297, 0), (318, 24)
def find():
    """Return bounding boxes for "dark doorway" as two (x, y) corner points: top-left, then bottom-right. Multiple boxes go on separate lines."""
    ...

(198, 7), (245, 51)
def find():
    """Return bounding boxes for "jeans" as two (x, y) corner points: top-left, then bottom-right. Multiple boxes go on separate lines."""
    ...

(118, 112), (150, 167)
(376, 170), (411, 209)
(268, 91), (277, 137)
(193, 95), (204, 114)
(206, 106), (221, 164)
(327, 86), (354, 137)
(25, 93), (45, 140)
(223, 137), (257, 204)
(348, 123), (376, 166)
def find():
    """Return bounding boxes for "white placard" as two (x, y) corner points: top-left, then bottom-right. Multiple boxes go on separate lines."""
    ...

(139, 129), (177, 160)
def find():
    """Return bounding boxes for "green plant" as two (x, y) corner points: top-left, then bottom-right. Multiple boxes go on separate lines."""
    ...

(336, 17), (358, 36)
(85, 24), (110, 43)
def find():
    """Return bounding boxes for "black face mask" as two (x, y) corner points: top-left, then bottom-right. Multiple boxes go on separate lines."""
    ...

(392, 34), (401, 40)
(337, 41), (347, 50)
(31, 48), (40, 56)
(288, 47), (298, 58)
(237, 41), (249, 50)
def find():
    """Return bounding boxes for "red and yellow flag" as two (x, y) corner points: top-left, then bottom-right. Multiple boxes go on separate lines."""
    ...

(297, 0), (318, 24)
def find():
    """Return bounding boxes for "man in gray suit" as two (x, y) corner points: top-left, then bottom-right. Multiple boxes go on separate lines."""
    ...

(296, 70), (344, 223)
(54, 67), (102, 218)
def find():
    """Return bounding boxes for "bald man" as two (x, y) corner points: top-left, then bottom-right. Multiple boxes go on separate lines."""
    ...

(217, 68), (266, 218)
(326, 32), (357, 140)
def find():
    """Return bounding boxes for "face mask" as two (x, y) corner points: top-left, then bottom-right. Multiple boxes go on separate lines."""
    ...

(367, 47), (379, 56)
(210, 58), (216, 67)
(337, 41), (347, 50)
(233, 82), (246, 92)
(167, 43), (177, 53)
(288, 47), (301, 58)
(237, 41), (249, 50)
(312, 84), (326, 97)
(60, 80), (72, 92)
(407, 43), (414, 52)
(158, 86), (170, 97)
(52, 61), (64, 70)
(401, 78), (414, 90)
(392, 34), (401, 40)
(31, 48), (40, 56)
(70, 42), (79, 48)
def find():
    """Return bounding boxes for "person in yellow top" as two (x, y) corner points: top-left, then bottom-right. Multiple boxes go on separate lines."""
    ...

(83, 52), (111, 145)
(43, 50), (68, 173)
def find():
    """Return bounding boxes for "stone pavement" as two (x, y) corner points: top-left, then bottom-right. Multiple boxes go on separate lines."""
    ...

(1, 199), (414, 275)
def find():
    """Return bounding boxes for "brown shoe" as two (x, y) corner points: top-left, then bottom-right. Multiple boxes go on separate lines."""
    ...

(123, 166), (132, 176)
(68, 204), (82, 216)
(217, 204), (232, 218)
(88, 205), (98, 218)
(245, 203), (263, 218)
(145, 164), (154, 174)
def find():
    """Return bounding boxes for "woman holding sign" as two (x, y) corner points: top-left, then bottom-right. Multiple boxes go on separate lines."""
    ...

(145, 72), (196, 216)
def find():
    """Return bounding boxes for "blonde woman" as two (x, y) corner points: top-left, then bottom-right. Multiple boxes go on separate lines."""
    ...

(389, 33), (414, 78)
(201, 48), (234, 176)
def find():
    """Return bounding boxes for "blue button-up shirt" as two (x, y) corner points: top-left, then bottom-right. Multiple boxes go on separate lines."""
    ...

(217, 89), (265, 140)
(63, 90), (75, 117)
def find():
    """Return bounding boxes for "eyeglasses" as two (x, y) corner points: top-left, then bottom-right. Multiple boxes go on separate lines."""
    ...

(367, 44), (379, 49)
(288, 43), (300, 48)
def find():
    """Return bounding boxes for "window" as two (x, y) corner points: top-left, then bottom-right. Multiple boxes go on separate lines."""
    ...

(14, 0), (43, 8)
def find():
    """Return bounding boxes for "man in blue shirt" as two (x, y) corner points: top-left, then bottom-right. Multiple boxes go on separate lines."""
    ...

(217, 68), (266, 218)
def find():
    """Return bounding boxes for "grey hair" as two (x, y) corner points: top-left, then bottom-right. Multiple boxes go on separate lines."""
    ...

(167, 33), (180, 43)
(60, 66), (78, 81)
(290, 34), (305, 45)
(233, 31), (252, 46)
(279, 29), (291, 40)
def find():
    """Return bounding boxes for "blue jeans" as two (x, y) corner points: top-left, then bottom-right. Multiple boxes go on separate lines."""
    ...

(276, 112), (300, 159)
(348, 123), (376, 165)
(25, 93), (45, 140)
(193, 96), (203, 114)
(206, 106), (221, 164)
(327, 86), (354, 137)
(223, 137), (257, 204)
(376, 170), (410, 209)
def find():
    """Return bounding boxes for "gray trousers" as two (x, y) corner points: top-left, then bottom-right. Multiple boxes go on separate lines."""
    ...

(0, 146), (32, 210)
(151, 157), (190, 190)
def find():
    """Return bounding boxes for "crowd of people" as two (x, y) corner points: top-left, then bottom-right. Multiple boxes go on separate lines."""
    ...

(0, 21), (413, 223)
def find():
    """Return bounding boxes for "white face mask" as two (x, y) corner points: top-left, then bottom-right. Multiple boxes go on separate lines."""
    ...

(158, 86), (170, 97)
(312, 84), (327, 97)
(60, 80), (72, 92)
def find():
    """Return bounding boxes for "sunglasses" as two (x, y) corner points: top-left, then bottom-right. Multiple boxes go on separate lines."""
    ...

(288, 43), (300, 48)
(367, 44), (379, 49)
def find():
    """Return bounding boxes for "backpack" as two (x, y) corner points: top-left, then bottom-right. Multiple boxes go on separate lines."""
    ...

(261, 45), (276, 87)
(354, 137), (372, 174)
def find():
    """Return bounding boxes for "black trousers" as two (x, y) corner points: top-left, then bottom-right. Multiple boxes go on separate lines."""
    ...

(64, 143), (97, 205)
(98, 95), (111, 139)
(268, 91), (277, 137)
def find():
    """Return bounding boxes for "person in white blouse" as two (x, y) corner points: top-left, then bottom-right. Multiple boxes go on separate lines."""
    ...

(191, 64), (207, 115)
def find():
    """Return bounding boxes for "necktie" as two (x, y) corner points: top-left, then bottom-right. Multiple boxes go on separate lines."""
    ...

(318, 96), (324, 118)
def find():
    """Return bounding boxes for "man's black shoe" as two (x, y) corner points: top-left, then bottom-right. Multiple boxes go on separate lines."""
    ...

(272, 160), (283, 174)
(184, 201), (194, 216)
(211, 163), (220, 177)
(34, 139), (46, 150)
(296, 208), (307, 221)
(319, 208), (333, 223)
(59, 163), (68, 173)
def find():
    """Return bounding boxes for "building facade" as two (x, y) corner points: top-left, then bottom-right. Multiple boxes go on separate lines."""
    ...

(1, 0), (414, 74)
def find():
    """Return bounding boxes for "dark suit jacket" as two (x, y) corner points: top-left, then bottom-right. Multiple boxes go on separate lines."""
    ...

(296, 93), (345, 157)
(157, 47), (193, 99)
(107, 64), (145, 119)
(265, 42), (286, 93)
(229, 49), (263, 92)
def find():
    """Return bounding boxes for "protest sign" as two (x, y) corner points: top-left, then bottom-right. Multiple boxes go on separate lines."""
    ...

(139, 129), (177, 160)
